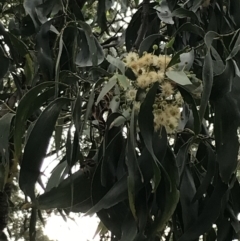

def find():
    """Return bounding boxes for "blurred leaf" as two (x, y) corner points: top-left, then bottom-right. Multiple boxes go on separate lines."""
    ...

(155, 0), (174, 25)
(76, 27), (104, 67)
(8, 32), (28, 56)
(45, 161), (68, 192)
(19, 98), (70, 200)
(166, 70), (192, 85)
(23, 0), (41, 28)
(29, 208), (37, 241)
(97, 0), (107, 32)
(178, 178), (228, 241)
(37, 168), (93, 212)
(106, 55), (125, 74)
(192, 143), (216, 202)
(139, 34), (165, 55)
(0, 113), (15, 165)
(0, 46), (9, 80)
(174, 23), (205, 37)
(138, 82), (165, 190)
(214, 95), (240, 183)
(36, 20), (54, 81)
(180, 166), (198, 231)
(116, 74), (129, 90)
(172, 7), (199, 23)
(96, 76), (117, 105)
(151, 148), (179, 234)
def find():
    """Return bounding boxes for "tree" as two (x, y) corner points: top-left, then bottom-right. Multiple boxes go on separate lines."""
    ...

(0, 0), (240, 240)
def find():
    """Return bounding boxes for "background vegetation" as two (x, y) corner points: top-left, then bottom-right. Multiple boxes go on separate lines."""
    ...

(1, 0), (240, 240)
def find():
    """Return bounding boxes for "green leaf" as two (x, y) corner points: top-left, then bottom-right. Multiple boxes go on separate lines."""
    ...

(138, 82), (167, 190)
(151, 148), (179, 234)
(172, 7), (199, 23)
(19, 98), (70, 200)
(166, 70), (193, 85)
(139, 34), (166, 55)
(214, 95), (240, 183)
(8, 32), (28, 56)
(23, 0), (41, 28)
(36, 20), (54, 81)
(45, 161), (68, 192)
(155, 0), (174, 25)
(106, 55), (125, 74)
(14, 82), (55, 162)
(95, 76), (117, 105)
(0, 46), (9, 80)
(0, 113), (15, 165)
(178, 178), (228, 241)
(77, 22), (104, 67)
(97, 0), (108, 32)
(174, 23), (205, 37)
(116, 74), (130, 90)
(192, 143), (216, 202)
(37, 168), (93, 212)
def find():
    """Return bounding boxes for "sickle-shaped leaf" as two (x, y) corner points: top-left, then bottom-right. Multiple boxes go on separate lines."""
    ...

(14, 82), (55, 162)
(19, 97), (70, 200)
(95, 76), (117, 105)
(178, 178), (228, 241)
(138, 82), (169, 190)
(0, 47), (9, 81)
(37, 167), (94, 212)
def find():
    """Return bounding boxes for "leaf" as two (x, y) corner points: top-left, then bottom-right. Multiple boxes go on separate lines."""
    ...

(180, 167), (198, 231)
(36, 20), (54, 81)
(8, 32), (28, 56)
(177, 50), (195, 71)
(77, 22), (104, 67)
(166, 70), (193, 85)
(95, 76), (117, 105)
(19, 98), (70, 200)
(138, 82), (165, 190)
(37, 168), (93, 212)
(125, 7), (142, 51)
(192, 143), (216, 202)
(23, 0), (41, 28)
(0, 47), (9, 80)
(172, 7), (199, 23)
(150, 147), (179, 235)
(139, 34), (166, 55)
(155, 0), (174, 25)
(178, 178), (228, 241)
(14, 82), (55, 162)
(116, 74), (130, 90)
(174, 23), (205, 37)
(45, 161), (68, 192)
(176, 137), (194, 181)
(214, 95), (240, 183)
(0, 113), (15, 165)
(97, 0), (107, 32)
(106, 55), (125, 74)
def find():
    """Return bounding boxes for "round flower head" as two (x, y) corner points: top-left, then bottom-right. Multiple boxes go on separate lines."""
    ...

(161, 81), (174, 97)
(126, 88), (137, 101)
(137, 74), (151, 89)
(158, 55), (171, 71)
(125, 52), (139, 65)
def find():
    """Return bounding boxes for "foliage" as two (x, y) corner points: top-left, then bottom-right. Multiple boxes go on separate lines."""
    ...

(0, 0), (240, 240)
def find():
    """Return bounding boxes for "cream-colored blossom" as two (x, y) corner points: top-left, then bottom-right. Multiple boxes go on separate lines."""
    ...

(126, 88), (137, 101)
(161, 81), (174, 97)
(158, 55), (171, 71)
(125, 52), (139, 65)
(157, 71), (165, 83)
(137, 74), (151, 89)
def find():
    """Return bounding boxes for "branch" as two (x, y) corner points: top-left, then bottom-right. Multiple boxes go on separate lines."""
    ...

(133, 0), (150, 50)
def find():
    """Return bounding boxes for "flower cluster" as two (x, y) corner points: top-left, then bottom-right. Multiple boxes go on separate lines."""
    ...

(124, 51), (183, 134)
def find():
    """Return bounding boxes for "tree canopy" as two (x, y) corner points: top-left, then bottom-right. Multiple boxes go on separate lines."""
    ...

(1, 0), (240, 240)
